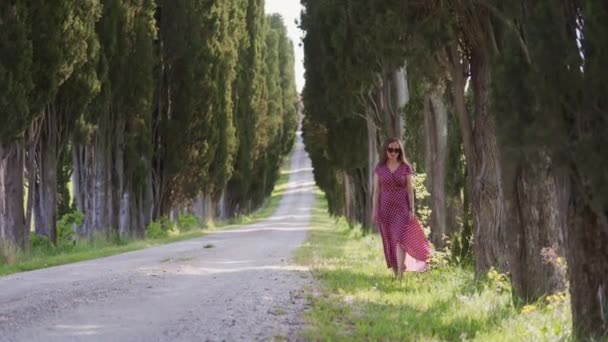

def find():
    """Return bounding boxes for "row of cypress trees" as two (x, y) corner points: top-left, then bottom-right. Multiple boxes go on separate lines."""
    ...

(0, 1), (298, 249)
(300, 0), (607, 338)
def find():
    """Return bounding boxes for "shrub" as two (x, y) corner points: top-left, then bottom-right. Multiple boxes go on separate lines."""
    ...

(57, 211), (83, 248)
(146, 216), (176, 239)
(30, 232), (54, 252)
(178, 214), (198, 232)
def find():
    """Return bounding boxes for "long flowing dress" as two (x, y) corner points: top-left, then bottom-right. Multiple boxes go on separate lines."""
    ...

(375, 163), (431, 272)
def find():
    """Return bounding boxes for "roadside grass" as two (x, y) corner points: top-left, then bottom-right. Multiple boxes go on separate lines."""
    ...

(0, 154), (294, 277)
(296, 192), (572, 341)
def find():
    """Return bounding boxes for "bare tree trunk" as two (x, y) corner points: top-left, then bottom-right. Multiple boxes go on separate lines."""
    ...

(218, 189), (229, 220)
(33, 111), (59, 244)
(501, 150), (567, 302)
(136, 186), (148, 239)
(221, 181), (244, 219)
(354, 168), (369, 225)
(24, 124), (39, 236)
(366, 107), (378, 228)
(76, 121), (114, 238)
(567, 179), (608, 337)
(446, 44), (505, 274)
(379, 68), (401, 139)
(93, 137), (109, 235)
(203, 194), (216, 224)
(118, 188), (131, 239)
(343, 170), (356, 225)
(192, 194), (215, 225)
(143, 170), (154, 227)
(0, 146), (4, 244)
(423, 84), (448, 247)
(469, 49), (506, 275)
(392, 67), (409, 137)
(0, 141), (28, 250)
(114, 115), (130, 240)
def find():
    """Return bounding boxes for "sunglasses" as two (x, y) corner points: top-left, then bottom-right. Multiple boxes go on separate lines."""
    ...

(387, 148), (400, 154)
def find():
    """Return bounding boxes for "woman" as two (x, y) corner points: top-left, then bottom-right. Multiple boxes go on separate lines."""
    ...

(372, 138), (431, 280)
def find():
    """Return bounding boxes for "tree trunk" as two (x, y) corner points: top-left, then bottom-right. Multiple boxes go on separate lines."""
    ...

(192, 194), (215, 226)
(366, 106), (379, 228)
(72, 145), (85, 234)
(33, 112), (59, 244)
(469, 49), (506, 275)
(392, 67), (409, 137)
(221, 181), (244, 219)
(423, 84), (448, 247)
(343, 170), (357, 225)
(141, 171), (154, 233)
(501, 150), (567, 302)
(118, 188), (131, 239)
(379, 67), (401, 139)
(0, 141), (28, 250)
(115, 114), (130, 240)
(75, 121), (114, 238)
(0, 147), (4, 245)
(567, 180), (608, 338)
(93, 136), (110, 235)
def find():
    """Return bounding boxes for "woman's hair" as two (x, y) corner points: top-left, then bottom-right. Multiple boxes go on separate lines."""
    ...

(378, 137), (410, 167)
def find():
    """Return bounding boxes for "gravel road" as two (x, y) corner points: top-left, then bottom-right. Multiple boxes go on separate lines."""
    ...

(0, 133), (315, 342)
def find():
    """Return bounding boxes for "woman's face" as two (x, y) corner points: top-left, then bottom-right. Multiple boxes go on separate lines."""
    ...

(386, 142), (401, 161)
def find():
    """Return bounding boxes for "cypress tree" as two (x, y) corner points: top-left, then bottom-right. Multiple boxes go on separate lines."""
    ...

(0, 1), (33, 250)
(156, 0), (241, 216)
(225, 0), (267, 216)
(27, 0), (101, 244)
(269, 14), (298, 156)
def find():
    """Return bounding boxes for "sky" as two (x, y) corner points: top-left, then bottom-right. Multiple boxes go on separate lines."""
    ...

(265, 0), (305, 93)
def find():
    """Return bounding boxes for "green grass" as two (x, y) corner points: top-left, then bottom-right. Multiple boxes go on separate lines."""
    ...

(0, 154), (294, 277)
(296, 192), (572, 341)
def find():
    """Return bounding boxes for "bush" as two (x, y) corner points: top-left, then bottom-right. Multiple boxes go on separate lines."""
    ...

(57, 211), (83, 248)
(30, 232), (54, 252)
(442, 228), (474, 266)
(178, 214), (198, 232)
(146, 216), (176, 239)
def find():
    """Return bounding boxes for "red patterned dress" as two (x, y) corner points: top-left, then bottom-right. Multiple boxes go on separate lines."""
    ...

(375, 163), (431, 272)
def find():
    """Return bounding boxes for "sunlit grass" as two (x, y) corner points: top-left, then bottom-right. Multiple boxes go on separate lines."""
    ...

(296, 192), (572, 341)
(0, 154), (294, 277)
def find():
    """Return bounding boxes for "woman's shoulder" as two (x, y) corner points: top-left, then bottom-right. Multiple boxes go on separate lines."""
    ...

(374, 163), (384, 174)
(402, 162), (413, 175)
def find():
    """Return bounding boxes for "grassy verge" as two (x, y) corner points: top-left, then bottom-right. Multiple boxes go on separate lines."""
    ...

(296, 192), (572, 341)
(0, 154), (294, 277)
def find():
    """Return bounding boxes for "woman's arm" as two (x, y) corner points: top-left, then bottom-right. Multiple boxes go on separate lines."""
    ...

(372, 173), (380, 222)
(406, 174), (415, 216)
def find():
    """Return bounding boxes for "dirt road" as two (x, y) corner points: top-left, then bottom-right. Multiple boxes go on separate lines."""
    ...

(0, 134), (315, 342)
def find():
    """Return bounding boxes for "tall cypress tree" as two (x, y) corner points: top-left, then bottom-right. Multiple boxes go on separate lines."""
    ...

(156, 0), (241, 215)
(248, 17), (285, 206)
(269, 14), (298, 156)
(225, 0), (267, 216)
(27, 0), (101, 244)
(0, 1), (33, 250)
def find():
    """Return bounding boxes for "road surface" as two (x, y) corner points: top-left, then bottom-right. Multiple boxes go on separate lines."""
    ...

(0, 133), (315, 342)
